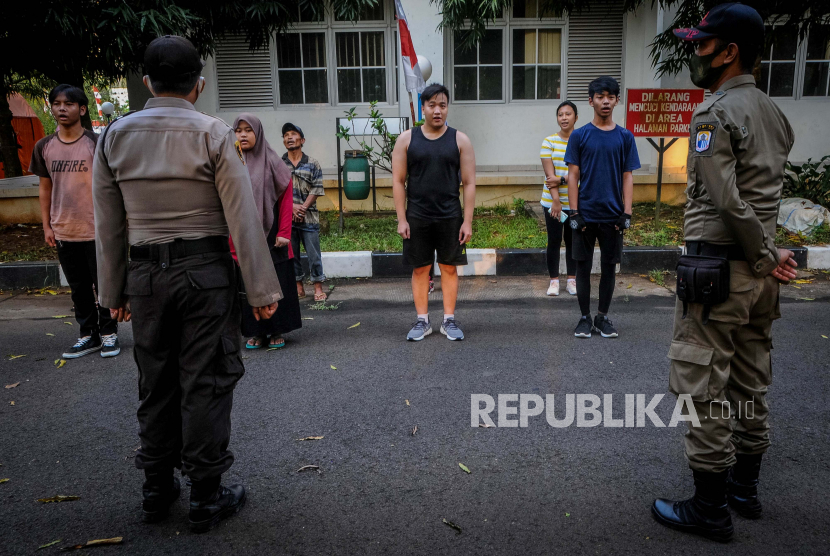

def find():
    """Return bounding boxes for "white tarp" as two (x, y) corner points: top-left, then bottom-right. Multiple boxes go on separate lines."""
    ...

(778, 198), (830, 234)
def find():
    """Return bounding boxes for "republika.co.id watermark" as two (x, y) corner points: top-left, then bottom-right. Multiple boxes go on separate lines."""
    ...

(471, 394), (756, 428)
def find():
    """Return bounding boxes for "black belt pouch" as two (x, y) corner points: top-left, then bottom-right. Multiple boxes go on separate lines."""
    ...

(676, 255), (730, 325)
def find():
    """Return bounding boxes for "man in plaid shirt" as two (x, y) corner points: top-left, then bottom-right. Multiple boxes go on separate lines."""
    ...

(282, 123), (328, 301)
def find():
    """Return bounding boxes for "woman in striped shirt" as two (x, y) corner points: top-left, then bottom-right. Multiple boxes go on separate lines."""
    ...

(540, 101), (579, 296)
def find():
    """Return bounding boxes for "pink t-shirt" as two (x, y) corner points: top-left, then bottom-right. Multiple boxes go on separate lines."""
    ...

(29, 130), (98, 241)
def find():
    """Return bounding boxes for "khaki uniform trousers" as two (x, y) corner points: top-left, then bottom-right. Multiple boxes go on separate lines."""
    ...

(668, 261), (780, 473)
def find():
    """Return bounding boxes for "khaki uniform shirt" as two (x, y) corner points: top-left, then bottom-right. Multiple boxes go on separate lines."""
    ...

(93, 97), (282, 308)
(684, 75), (794, 277)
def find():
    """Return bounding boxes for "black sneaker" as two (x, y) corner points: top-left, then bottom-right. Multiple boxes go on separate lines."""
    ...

(63, 335), (102, 358)
(574, 315), (593, 338)
(594, 315), (619, 338)
(100, 333), (120, 357)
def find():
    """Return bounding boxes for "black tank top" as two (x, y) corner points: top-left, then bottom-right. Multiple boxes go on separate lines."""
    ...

(406, 126), (462, 220)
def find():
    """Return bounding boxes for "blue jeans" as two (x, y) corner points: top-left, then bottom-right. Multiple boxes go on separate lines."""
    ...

(292, 227), (326, 283)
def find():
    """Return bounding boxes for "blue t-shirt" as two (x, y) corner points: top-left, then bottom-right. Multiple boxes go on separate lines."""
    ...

(564, 123), (641, 223)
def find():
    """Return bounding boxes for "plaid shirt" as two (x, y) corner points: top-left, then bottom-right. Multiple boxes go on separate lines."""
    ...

(283, 152), (325, 229)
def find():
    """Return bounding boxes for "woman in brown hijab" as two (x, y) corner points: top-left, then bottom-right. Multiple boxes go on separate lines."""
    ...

(232, 113), (302, 349)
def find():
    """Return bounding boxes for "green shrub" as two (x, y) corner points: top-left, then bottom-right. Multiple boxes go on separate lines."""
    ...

(784, 156), (830, 207)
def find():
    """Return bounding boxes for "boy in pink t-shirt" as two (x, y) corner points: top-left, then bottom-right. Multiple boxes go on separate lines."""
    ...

(29, 85), (119, 358)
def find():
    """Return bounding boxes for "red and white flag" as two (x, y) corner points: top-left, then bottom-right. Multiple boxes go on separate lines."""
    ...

(394, 0), (426, 94)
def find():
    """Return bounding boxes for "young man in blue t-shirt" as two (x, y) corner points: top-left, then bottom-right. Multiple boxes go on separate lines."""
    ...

(565, 76), (640, 338)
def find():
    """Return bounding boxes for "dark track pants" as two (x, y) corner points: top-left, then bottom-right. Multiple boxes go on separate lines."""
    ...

(56, 240), (116, 337)
(127, 250), (244, 481)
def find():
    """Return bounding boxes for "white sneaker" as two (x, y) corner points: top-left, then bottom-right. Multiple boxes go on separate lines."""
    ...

(546, 279), (560, 296)
(566, 279), (577, 295)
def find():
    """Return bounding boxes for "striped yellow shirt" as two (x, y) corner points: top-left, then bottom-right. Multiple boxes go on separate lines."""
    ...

(539, 133), (569, 210)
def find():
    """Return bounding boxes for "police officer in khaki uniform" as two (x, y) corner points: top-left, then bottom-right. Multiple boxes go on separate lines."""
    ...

(93, 36), (283, 533)
(651, 4), (798, 542)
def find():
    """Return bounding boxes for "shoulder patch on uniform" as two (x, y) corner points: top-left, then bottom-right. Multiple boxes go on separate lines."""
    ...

(694, 122), (717, 154)
(234, 140), (245, 165)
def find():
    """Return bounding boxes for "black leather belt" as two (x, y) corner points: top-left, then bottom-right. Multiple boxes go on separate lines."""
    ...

(129, 236), (229, 262)
(685, 241), (746, 261)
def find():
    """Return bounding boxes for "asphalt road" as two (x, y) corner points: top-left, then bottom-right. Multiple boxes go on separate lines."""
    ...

(1, 276), (828, 555)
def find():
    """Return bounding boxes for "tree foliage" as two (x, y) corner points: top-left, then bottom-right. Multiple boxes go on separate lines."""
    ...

(432, 0), (830, 77)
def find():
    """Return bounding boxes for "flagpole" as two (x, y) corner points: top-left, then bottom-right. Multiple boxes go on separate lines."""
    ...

(408, 92), (416, 124)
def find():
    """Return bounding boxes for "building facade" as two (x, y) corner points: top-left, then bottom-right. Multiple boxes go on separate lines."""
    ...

(126, 0), (830, 207)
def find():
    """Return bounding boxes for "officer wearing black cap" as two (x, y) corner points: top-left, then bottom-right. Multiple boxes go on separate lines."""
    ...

(652, 4), (797, 542)
(93, 35), (283, 532)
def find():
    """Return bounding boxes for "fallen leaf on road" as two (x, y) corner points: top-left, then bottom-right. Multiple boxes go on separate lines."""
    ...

(64, 322), (72, 325)
(459, 463), (471, 474)
(0, 478), (9, 484)
(296, 465), (321, 474)
(330, 365), (337, 370)
(793, 279), (813, 284)
(46, 290), (57, 296)
(266, 347), (282, 352)
(347, 322), (360, 329)
(62, 537), (123, 550)
(5, 382), (20, 389)
(565, 512), (570, 517)
(442, 518), (462, 534)
(412, 426), (418, 436)
(822, 335), (828, 339)
(478, 423), (492, 428)
(489, 280), (497, 283)
(792, 285), (802, 289)
(37, 495), (80, 503)
(302, 317), (314, 320)
(10, 401), (14, 406)
(296, 436), (324, 441)
(626, 283), (632, 289)
(46, 333), (55, 336)
(7, 355), (26, 360)
(37, 539), (61, 549)
(405, 399), (410, 406)
(52, 315), (70, 318)
(55, 359), (66, 369)
(797, 297), (815, 301)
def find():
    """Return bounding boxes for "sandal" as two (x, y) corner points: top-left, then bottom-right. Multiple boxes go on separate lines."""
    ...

(314, 291), (327, 302)
(246, 336), (266, 350)
(268, 337), (285, 349)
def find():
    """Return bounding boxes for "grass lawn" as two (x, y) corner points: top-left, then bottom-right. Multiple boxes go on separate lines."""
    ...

(1, 201), (828, 262)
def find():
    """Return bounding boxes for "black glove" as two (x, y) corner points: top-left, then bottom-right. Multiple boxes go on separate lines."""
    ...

(569, 211), (587, 231)
(616, 213), (632, 230)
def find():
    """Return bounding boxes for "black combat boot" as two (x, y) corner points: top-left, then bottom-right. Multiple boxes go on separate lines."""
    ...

(727, 453), (763, 519)
(142, 470), (181, 523)
(189, 476), (246, 534)
(652, 470), (734, 542)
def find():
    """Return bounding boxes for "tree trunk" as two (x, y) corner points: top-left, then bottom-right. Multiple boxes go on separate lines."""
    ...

(0, 75), (24, 178)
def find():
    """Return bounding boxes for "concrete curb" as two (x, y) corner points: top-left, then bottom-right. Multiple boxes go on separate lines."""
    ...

(2, 245), (827, 289)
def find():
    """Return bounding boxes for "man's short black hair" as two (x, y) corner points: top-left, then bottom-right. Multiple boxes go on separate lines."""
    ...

(48, 84), (88, 107)
(148, 72), (201, 96)
(421, 83), (450, 106)
(716, 37), (762, 75)
(588, 76), (621, 99)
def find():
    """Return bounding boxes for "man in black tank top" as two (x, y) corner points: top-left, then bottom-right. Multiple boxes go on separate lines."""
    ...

(392, 84), (477, 341)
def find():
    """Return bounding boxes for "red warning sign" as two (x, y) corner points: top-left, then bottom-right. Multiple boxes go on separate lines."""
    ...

(625, 89), (704, 137)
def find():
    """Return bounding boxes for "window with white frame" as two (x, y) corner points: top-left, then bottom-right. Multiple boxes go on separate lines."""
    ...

(453, 30), (504, 101)
(756, 23), (830, 99)
(214, 0), (398, 107)
(512, 29), (562, 100)
(336, 31), (387, 103)
(450, 8), (565, 103)
(803, 25), (830, 97)
(276, 33), (328, 104)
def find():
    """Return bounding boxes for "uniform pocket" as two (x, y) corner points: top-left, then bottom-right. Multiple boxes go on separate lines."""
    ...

(214, 335), (244, 395)
(185, 262), (231, 317)
(668, 340), (715, 402)
(124, 264), (152, 296)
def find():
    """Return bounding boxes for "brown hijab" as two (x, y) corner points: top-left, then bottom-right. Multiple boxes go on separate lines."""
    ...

(233, 113), (293, 235)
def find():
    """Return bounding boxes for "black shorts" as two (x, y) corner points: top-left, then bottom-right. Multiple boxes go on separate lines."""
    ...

(403, 216), (468, 268)
(571, 222), (624, 264)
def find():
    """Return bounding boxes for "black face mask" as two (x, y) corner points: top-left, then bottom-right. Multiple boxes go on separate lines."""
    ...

(689, 43), (729, 89)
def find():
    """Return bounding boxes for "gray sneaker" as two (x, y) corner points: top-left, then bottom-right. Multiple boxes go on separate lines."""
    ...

(440, 318), (465, 341)
(407, 319), (433, 341)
